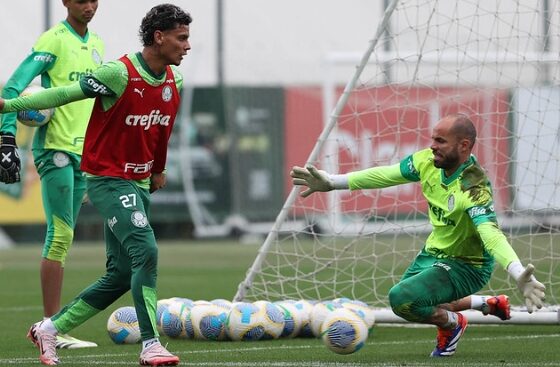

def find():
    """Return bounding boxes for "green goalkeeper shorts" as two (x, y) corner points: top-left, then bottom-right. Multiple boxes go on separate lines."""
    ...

(388, 247), (494, 321)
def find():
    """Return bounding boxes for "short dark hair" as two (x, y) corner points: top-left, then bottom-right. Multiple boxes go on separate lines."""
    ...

(139, 4), (192, 46)
(450, 113), (477, 149)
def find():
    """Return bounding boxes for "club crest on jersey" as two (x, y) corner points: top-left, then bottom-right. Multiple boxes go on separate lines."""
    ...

(448, 194), (455, 211)
(162, 85), (173, 102)
(131, 211), (148, 228)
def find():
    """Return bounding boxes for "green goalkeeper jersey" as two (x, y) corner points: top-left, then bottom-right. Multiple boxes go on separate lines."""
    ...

(0, 20), (104, 155)
(348, 148), (519, 268)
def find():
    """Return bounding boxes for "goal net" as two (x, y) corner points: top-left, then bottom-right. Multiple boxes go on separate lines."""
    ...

(234, 0), (560, 323)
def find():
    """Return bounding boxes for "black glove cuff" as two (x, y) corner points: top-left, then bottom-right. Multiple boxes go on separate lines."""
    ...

(0, 134), (16, 146)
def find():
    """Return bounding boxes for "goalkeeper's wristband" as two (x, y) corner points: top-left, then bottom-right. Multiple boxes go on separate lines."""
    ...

(0, 133), (16, 146)
(329, 174), (350, 190)
(507, 260), (525, 281)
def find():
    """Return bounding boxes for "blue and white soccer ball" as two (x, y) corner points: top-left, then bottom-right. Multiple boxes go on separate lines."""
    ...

(310, 300), (344, 337)
(226, 301), (285, 341)
(16, 86), (54, 127)
(211, 298), (233, 311)
(275, 301), (304, 338)
(339, 299), (376, 333)
(106, 306), (141, 344)
(321, 307), (368, 355)
(160, 300), (192, 339)
(292, 299), (315, 338)
(190, 304), (229, 341)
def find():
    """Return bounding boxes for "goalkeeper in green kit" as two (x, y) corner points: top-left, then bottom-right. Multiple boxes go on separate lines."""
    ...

(0, 0), (103, 349)
(291, 114), (546, 357)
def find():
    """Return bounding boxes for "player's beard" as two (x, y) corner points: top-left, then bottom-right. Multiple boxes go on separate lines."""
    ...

(433, 147), (460, 171)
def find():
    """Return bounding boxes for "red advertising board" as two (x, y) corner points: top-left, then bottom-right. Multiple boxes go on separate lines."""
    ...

(284, 86), (511, 215)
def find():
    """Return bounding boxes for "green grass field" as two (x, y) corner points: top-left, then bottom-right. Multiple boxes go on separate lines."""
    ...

(0, 241), (558, 366)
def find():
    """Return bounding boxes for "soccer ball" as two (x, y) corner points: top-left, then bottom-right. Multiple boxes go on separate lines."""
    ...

(211, 298), (233, 311)
(160, 300), (192, 339)
(190, 304), (229, 341)
(339, 299), (376, 333)
(310, 300), (344, 337)
(321, 308), (368, 355)
(106, 306), (141, 344)
(226, 301), (284, 341)
(275, 301), (304, 338)
(16, 86), (54, 127)
(292, 299), (315, 337)
(252, 301), (285, 340)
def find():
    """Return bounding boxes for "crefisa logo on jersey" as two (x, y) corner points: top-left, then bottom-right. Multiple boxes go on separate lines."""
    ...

(162, 85), (173, 102)
(125, 110), (171, 130)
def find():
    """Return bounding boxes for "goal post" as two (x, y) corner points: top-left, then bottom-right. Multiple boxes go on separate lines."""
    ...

(234, 0), (560, 324)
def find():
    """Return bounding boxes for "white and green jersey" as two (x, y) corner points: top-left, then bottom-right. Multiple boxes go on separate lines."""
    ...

(0, 20), (104, 155)
(348, 148), (519, 268)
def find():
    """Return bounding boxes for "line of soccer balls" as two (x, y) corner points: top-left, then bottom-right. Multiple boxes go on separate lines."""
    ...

(107, 297), (375, 355)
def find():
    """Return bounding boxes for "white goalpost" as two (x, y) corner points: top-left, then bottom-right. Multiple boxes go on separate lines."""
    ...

(234, 0), (560, 324)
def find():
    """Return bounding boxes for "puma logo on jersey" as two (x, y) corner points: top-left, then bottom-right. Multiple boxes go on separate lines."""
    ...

(134, 88), (145, 98)
(125, 110), (171, 130)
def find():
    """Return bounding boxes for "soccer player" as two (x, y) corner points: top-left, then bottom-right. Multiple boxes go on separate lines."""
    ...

(0, 3), (192, 366)
(0, 0), (103, 349)
(290, 114), (546, 357)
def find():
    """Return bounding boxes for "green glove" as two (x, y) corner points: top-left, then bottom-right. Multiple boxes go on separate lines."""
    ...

(291, 164), (334, 198)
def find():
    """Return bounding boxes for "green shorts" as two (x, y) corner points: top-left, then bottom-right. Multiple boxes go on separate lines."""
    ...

(388, 248), (495, 321)
(402, 248), (494, 299)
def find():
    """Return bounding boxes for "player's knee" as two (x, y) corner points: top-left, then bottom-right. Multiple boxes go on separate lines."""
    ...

(45, 220), (74, 262)
(389, 283), (425, 322)
(44, 237), (73, 264)
(127, 240), (158, 270)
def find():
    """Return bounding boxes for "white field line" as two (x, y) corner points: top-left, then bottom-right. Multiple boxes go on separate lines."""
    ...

(1, 334), (559, 366)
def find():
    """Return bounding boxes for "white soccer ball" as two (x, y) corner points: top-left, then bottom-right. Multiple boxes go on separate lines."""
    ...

(160, 300), (192, 339)
(106, 306), (141, 344)
(190, 304), (229, 341)
(211, 298), (233, 311)
(321, 307), (369, 355)
(226, 301), (284, 341)
(339, 299), (376, 332)
(16, 86), (54, 127)
(275, 301), (304, 338)
(292, 299), (315, 338)
(310, 300), (344, 337)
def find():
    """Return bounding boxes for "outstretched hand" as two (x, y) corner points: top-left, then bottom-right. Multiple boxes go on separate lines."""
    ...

(290, 164), (333, 198)
(516, 263), (546, 313)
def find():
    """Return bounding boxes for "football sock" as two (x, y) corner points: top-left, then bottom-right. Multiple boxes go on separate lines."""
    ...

(441, 310), (459, 329)
(470, 295), (489, 312)
(39, 318), (58, 334)
(142, 338), (160, 350)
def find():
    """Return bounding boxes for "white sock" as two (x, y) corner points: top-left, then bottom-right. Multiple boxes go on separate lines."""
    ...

(142, 338), (160, 350)
(39, 318), (58, 335)
(441, 310), (458, 329)
(470, 295), (489, 312)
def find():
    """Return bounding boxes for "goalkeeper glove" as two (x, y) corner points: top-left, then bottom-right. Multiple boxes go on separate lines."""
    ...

(291, 164), (334, 198)
(507, 261), (546, 313)
(0, 133), (21, 184)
